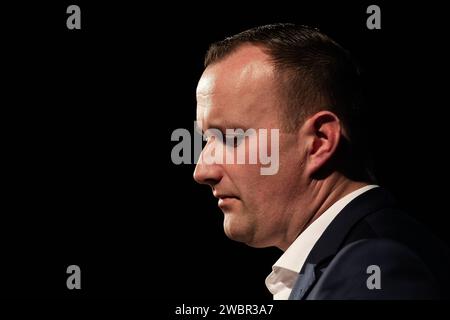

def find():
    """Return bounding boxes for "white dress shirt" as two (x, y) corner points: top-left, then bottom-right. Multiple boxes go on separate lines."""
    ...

(265, 185), (379, 300)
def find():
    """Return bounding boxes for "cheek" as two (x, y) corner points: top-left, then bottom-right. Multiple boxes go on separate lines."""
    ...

(243, 176), (285, 212)
(228, 135), (299, 207)
(230, 165), (261, 199)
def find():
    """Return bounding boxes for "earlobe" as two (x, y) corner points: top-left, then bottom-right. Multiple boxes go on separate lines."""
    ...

(305, 111), (342, 176)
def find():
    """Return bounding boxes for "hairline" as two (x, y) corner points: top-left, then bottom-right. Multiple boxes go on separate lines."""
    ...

(205, 42), (311, 132)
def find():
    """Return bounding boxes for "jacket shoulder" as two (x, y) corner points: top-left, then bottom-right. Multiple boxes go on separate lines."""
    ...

(307, 238), (442, 299)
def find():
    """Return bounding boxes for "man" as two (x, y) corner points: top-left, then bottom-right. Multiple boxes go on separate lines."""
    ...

(193, 23), (450, 299)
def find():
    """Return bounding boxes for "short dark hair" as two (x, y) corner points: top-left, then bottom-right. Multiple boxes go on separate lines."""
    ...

(204, 23), (375, 182)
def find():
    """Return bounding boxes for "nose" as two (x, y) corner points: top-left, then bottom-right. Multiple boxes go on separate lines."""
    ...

(193, 152), (223, 187)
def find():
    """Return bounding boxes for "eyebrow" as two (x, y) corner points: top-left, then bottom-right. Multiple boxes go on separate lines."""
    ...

(196, 121), (246, 134)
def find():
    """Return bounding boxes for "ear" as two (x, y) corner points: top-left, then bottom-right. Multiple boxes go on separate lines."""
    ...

(302, 111), (342, 177)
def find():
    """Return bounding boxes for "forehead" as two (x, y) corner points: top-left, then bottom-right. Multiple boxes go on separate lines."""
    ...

(196, 45), (280, 129)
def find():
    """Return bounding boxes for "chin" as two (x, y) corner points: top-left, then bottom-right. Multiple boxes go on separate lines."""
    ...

(222, 216), (273, 248)
(223, 216), (255, 244)
(225, 226), (276, 250)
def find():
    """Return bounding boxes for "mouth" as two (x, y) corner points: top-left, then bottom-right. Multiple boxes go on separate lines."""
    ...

(213, 190), (237, 199)
(217, 196), (239, 209)
(213, 192), (240, 209)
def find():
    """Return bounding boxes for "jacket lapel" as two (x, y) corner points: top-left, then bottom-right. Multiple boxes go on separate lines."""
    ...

(288, 187), (397, 300)
(288, 263), (317, 300)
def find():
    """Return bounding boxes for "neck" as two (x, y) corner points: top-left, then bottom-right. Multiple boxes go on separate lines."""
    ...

(278, 174), (370, 251)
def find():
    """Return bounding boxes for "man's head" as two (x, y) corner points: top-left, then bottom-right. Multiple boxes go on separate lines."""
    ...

(193, 23), (373, 250)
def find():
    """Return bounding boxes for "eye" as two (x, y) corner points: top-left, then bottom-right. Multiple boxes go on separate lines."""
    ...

(225, 134), (244, 148)
(202, 132), (213, 142)
(203, 128), (225, 142)
(202, 132), (219, 146)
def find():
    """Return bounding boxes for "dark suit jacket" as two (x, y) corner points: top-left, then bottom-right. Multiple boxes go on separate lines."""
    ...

(288, 187), (450, 299)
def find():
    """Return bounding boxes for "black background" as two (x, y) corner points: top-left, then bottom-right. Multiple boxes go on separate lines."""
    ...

(2, 0), (449, 308)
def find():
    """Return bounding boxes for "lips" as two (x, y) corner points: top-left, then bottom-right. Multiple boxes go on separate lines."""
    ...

(217, 197), (238, 209)
(213, 191), (239, 209)
(213, 191), (238, 200)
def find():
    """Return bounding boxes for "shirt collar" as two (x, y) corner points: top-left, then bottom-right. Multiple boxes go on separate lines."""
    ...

(265, 185), (379, 295)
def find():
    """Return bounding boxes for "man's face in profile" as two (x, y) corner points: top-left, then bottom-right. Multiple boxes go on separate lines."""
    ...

(194, 45), (309, 249)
